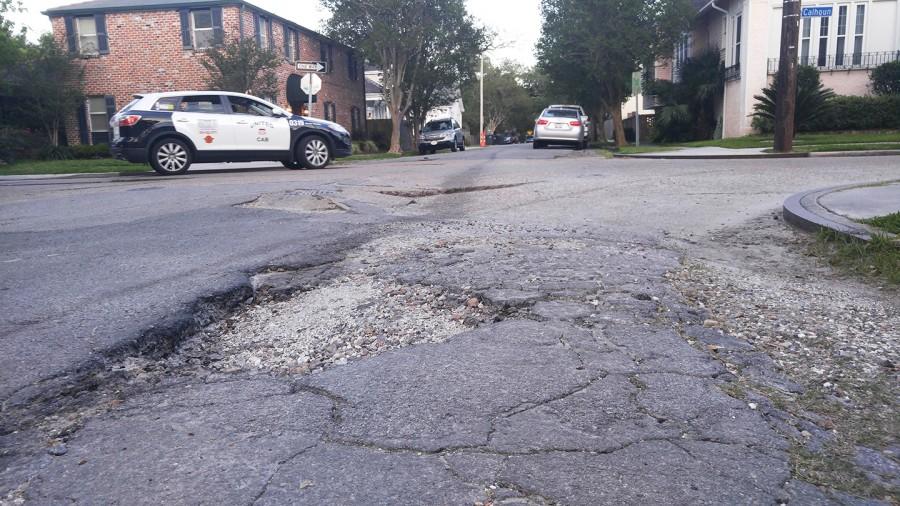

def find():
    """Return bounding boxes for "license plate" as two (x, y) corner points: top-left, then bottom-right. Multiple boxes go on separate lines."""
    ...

(550, 123), (569, 130)
(430, 141), (438, 145)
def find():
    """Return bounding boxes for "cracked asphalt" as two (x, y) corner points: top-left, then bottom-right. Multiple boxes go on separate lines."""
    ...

(1, 145), (898, 504)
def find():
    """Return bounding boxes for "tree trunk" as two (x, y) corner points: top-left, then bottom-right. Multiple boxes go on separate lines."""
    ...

(610, 107), (626, 147)
(388, 103), (403, 154)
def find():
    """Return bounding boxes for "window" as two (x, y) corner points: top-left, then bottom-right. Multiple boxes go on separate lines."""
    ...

(818, 16), (829, 67)
(179, 95), (226, 113)
(350, 106), (363, 133)
(259, 17), (270, 48)
(152, 97), (180, 111)
(733, 15), (742, 67)
(228, 96), (275, 116)
(674, 33), (691, 82)
(86, 97), (110, 144)
(76, 16), (99, 55)
(836, 5), (847, 66)
(800, 17), (811, 65)
(284, 26), (299, 62)
(324, 101), (336, 121)
(191, 9), (215, 49)
(853, 5), (865, 65)
(347, 51), (358, 80)
(320, 42), (333, 73)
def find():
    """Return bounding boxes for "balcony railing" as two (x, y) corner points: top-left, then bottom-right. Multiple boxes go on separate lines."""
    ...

(767, 51), (900, 74)
(724, 63), (741, 81)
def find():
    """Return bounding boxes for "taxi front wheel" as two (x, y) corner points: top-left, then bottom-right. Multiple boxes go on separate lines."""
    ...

(298, 136), (331, 170)
(150, 139), (192, 175)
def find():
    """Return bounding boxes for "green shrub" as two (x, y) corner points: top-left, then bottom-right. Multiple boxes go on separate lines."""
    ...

(870, 60), (900, 96)
(0, 127), (46, 163)
(806, 95), (900, 131)
(70, 143), (111, 159)
(753, 65), (835, 134)
(38, 145), (73, 160)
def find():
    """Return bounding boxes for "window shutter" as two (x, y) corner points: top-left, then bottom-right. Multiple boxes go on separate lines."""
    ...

(179, 9), (192, 49)
(211, 7), (224, 46)
(267, 20), (274, 50)
(64, 16), (77, 54)
(283, 24), (290, 58)
(320, 41), (326, 64)
(95, 14), (109, 54)
(104, 95), (116, 142)
(253, 13), (261, 45)
(76, 103), (89, 145)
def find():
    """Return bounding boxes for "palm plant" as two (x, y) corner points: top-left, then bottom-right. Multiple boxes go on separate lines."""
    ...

(647, 50), (724, 142)
(752, 65), (836, 135)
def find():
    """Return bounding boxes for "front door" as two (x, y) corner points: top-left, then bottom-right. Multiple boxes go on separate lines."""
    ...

(224, 95), (291, 153)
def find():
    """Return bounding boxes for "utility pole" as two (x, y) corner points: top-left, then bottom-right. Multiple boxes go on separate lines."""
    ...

(479, 54), (485, 147)
(774, 0), (801, 152)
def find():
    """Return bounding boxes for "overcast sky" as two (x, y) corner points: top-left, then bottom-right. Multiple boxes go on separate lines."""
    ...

(7, 0), (542, 66)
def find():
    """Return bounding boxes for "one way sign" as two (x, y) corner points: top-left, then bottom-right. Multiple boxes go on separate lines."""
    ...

(296, 61), (327, 73)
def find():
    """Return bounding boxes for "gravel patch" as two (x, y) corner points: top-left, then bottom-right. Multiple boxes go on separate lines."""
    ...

(180, 273), (478, 375)
(668, 213), (899, 499)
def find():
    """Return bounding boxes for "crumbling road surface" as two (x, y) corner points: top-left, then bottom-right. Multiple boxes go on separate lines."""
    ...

(1, 146), (897, 504)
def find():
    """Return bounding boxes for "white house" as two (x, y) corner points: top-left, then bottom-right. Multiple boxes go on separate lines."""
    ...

(363, 67), (465, 127)
(655, 0), (900, 137)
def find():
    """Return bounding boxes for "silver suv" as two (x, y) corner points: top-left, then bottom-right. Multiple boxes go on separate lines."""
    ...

(418, 118), (465, 155)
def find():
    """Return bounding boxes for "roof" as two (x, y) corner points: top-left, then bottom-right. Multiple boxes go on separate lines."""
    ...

(364, 77), (383, 95)
(43, 0), (351, 50)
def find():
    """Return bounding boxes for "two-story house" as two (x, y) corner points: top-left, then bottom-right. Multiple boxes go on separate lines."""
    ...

(44, 0), (367, 146)
(652, 0), (899, 138)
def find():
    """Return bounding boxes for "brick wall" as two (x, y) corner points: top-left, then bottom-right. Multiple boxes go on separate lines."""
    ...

(50, 5), (366, 146)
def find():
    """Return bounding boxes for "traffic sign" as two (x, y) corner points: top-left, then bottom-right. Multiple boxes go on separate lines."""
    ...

(801, 7), (832, 17)
(300, 73), (322, 95)
(296, 61), (327, 73)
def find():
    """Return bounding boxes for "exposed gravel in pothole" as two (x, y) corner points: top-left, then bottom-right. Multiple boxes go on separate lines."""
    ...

(176, 273), (488, 375)
(669, 214), (900, 499)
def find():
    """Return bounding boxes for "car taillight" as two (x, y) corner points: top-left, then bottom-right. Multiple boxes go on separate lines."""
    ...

(118, 115), (142, 127)
(569, 120), (582, 126)
(536, 119), (548, 125)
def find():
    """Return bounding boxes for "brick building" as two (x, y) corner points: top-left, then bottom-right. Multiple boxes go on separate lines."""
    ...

(44, 0), (367, 146)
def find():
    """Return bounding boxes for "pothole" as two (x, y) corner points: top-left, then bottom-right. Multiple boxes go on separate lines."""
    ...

(172, 273), (492, 375)
(378, 183), (529, 198)
(239, 190), (348, 213)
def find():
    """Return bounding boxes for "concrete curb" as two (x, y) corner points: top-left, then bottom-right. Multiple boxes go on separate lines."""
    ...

(782, 182), (900, 241)
(809, 149), (900, 158)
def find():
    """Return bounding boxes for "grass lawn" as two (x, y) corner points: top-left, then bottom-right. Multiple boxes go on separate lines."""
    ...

(862, 212), (900, 235)
(662, 130), (900, 151)
(812, 229), (900, 285)
(0, 159), (145, 176)
(334, 152), (408, 164)
(784, 142), (900, 153)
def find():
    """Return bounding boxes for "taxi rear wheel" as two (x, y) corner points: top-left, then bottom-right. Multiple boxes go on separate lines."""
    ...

(149, 139), (191, 175)
(298, 136), (331, 170)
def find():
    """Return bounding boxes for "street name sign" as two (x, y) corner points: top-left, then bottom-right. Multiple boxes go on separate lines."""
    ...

(801, 7), (832, 17)
(296, 61), (327, 73)
(300, 73), (322, 95)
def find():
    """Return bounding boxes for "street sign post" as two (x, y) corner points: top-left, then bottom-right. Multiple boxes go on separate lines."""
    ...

(296, 61), (328, 73)
(300, 73), (322, 118)
(801, 6), (832, 16)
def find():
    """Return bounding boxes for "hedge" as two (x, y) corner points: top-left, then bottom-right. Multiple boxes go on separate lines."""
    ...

(805, 95), (900, 131)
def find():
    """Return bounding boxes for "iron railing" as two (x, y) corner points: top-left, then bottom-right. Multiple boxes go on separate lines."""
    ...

(724, 64), (741, 81)
(767, 51), (900, 74)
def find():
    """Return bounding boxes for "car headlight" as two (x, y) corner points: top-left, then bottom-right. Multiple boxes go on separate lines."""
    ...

(326, 122), (349, 136)
(444, 132), (456, 140)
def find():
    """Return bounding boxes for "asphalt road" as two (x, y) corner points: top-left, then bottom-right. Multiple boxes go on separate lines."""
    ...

(1, 145), (898, 503)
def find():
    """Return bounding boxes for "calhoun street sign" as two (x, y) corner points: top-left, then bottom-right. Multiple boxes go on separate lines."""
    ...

(296, 61), (328, 73)
(801, 7), (833, 17)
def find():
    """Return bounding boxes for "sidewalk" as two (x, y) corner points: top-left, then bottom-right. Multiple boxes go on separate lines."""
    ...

(783, 181), (900, 240)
